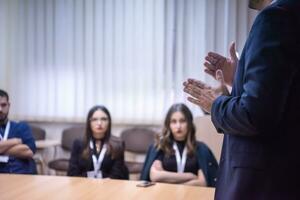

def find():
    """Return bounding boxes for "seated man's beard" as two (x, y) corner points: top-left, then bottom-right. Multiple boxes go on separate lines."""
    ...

(0, 114), (8, 124)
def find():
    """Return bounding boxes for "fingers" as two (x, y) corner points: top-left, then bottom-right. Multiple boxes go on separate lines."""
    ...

(184, 81), (214, 101)
(187, 96), (203, 108)
(229, 42), (238, 61)
(204, 61), (216, 71)
(187, 97), (211, 114)
(183, 78), (216, 113)
(207, 52), (224, 61)
(183, 78), (211, 90)
(183, 83), (203, 99)
(205, 53), (226, 71)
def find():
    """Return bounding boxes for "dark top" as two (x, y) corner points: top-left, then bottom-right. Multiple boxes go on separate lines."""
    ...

(0, 121), (37, 174)
(211, 0), (300, 199)
(156, 141), (199, 175)
(67, 139), (129, 179)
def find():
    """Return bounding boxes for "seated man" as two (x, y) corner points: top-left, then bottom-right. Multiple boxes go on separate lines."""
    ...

(0, 89), (36, 174)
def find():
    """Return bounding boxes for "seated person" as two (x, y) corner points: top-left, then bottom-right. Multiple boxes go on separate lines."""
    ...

(140, 103), (218, 186)
(67, 105), (128, 179)
(0, 89), (36, 174)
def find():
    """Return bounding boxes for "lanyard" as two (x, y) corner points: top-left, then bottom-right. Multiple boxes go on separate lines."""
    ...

(89, 140), (107, 174)
(0, 121), (10, 163)
(0, 121), (10, 141)
(173, 142), (187, 173)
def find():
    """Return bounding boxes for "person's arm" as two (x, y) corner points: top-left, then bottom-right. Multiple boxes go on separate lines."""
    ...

(67, 140), (84, 176)
(8, 122), (36, 159)
(183, 169), (207, 186)
(5, 143), (33, 158)
(0, 138), (22, 154)
(67, 139), (89, 177)
(108, 142), (129, 180)
(211, 7), (298, 136)
(149, 160), (197, 184)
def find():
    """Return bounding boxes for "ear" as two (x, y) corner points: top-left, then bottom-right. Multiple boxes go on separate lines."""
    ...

(6, 102), (11, 110)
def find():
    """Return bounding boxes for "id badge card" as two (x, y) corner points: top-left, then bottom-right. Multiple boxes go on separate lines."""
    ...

(87, 170), (103, 179)
(0, 156), (9, 163)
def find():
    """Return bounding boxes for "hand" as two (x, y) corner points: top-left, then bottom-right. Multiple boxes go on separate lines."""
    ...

(204, 42), (238, 86)
(183, 70), (229, 114)
(186, 172), (198, 181)
(11, 138), (22, 144)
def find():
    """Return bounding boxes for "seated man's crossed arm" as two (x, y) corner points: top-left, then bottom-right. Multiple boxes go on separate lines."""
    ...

(0, 138), (33, 159)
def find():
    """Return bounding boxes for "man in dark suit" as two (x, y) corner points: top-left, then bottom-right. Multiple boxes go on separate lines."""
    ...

(183, 0), (300, 199)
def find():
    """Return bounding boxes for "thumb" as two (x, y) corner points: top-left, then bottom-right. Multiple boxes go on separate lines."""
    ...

(229, 42), (238, 61)
(216, 69), (225, 86)
(216, 69), (229, 95)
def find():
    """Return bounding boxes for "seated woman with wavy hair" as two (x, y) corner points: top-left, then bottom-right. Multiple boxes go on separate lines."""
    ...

(141, 103), (218, 186)
(67, 105), (128, 179)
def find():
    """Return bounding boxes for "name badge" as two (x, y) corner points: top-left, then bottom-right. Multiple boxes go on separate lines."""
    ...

(0, 121), (10, 163)
(87, 170), (103, 179)
(0, 156), (9, 163)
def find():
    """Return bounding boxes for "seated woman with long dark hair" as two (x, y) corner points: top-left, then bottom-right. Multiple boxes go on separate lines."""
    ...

(141, 103), (218, 186)
(67, 105), (128, 179)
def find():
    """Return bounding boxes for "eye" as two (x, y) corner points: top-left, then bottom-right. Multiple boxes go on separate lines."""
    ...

(100, 117), (108, 121)
(170, 119), (177, 124)
(0, 103), (8, 107)
(179, 119), (186, 123)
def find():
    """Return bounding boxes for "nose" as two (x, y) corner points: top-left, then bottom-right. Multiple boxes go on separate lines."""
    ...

(175, 122), (181, 129)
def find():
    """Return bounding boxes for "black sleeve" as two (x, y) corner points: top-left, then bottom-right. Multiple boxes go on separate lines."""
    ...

(196, 142), (219, 187)
(108, 142), (129, 180)
(156, 151), (163, 161)
(211, 7), (299, 136)
(67, 139), (85, 176)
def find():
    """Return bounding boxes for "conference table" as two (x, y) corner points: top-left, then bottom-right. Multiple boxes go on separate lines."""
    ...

(0, 174), (215, 200)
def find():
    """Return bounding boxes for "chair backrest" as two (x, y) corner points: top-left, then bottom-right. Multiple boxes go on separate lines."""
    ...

(194, 116), (223, 162)
(61, 126), (85, 151)
(30, 125), (46, 141)
(110, 135), (125, 148)
(120, 127), (156, 154)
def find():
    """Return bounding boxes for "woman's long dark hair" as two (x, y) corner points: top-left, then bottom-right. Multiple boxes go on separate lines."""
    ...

(155, 103), (197, 156)
(82, 105), (115, 159)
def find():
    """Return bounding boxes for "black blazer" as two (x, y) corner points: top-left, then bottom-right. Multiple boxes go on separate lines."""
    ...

(67, 138), (129, 180)
(211, 0), (300, 199)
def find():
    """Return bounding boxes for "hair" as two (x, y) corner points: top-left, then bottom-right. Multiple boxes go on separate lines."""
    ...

(0, 89), (9, 101)
(155, 103), (197, 157)
(81, 105), (116, 159)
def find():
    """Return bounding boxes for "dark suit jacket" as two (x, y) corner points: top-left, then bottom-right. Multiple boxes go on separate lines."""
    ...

(67, 138), (129, 180)
(211, 0), (300, 199)
(140, 141), (219, 187)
